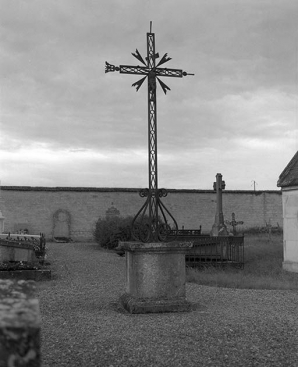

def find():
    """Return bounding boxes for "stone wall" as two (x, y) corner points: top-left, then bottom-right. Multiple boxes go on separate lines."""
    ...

(0, 187), (282, 241)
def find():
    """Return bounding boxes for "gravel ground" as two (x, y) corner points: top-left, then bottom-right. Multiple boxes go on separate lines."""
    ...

(37, 242), (298, 367)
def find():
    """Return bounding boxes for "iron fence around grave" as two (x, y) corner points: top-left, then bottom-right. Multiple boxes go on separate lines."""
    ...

(185, 235), (244, 269)
(112, 227), (244, 268)
(168, 229), (244, 268)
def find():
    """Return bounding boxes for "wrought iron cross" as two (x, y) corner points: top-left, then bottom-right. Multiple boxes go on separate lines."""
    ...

(225, 213), (244, 235)
(105, 22), (194, 242)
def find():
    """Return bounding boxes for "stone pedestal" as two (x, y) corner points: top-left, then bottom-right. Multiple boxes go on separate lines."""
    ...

(119, 241), (193, 313)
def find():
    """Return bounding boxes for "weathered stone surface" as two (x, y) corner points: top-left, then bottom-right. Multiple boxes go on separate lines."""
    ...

(0, 279), (40, 367)
(119, 241), (193, 313)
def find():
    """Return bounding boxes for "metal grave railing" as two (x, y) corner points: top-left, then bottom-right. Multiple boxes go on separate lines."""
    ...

(185, 235), (244, 268)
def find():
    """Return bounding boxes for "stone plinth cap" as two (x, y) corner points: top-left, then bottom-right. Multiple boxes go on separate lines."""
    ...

(0, 280), (40, 328)
(118, 241), (193, 253)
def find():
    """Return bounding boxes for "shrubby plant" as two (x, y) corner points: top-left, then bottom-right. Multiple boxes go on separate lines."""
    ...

(93, 216), (133, 250)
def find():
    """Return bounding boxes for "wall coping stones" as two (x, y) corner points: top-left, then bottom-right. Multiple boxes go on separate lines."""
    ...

(0, 279), (41, 366)
(1, 185), (282, 195)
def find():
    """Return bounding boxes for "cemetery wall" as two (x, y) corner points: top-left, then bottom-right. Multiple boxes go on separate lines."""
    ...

(0, 186), (282, 240)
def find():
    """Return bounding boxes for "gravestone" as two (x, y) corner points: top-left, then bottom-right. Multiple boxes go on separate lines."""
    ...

(53, 209), (71, 241)
(211, 173), (228, 236)
(105, 202), (120, 218)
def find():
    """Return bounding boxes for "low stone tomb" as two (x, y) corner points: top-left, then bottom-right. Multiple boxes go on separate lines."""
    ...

(0, 234), (51, 281)
(119, 241), (193, 313)
(0, 279), (41, 366)
(0, 237), (38, 264)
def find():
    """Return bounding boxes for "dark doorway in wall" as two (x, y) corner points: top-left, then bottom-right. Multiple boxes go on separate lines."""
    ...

(53, 209), (71, 242)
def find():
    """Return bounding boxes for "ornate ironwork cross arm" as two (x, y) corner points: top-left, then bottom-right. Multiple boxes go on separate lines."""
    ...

(155, 68), (194, 78)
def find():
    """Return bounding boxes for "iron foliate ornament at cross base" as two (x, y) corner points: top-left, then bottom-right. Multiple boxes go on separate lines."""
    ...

(105, 22), (194, 242)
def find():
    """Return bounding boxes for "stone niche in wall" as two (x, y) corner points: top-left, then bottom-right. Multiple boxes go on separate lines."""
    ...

(53, 209), (71, 242)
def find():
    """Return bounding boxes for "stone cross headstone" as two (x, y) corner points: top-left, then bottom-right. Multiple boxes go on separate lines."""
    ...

(211, 173), (228, 236)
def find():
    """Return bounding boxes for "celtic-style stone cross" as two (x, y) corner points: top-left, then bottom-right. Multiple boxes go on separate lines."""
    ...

(105, 22), (194, 242)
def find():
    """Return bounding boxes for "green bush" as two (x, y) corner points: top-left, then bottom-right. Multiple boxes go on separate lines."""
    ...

(93, 216), (133, 249)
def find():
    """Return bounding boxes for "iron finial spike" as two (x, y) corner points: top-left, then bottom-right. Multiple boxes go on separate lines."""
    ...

(182, 71), (195, 76)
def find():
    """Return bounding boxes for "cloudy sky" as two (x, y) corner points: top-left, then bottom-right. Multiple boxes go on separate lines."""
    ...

(1, 0), (297, 190)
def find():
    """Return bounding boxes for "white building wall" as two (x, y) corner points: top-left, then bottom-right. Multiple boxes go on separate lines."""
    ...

(282, 187), (298, 273)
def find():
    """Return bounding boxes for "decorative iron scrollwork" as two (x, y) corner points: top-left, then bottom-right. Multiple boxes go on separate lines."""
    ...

(158, 188), (167, 197)
(131, 188), (178, 242)
(139, 188), (149, 197)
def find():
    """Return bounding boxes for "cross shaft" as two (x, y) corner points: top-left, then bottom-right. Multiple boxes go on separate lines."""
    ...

(105, 23), (193, 242)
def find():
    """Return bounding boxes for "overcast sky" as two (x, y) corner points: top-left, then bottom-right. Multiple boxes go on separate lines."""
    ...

(1, 0), (297, 190)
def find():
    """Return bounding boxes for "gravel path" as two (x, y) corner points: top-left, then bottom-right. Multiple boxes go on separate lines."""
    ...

(37, 242), (298, 367)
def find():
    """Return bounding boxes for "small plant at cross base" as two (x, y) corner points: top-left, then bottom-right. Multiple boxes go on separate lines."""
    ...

(93, 215), (168, 250)
(93, 216), (133, 250)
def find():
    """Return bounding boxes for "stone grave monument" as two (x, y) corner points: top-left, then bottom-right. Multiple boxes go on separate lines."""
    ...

(211, 173), (228, 236)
